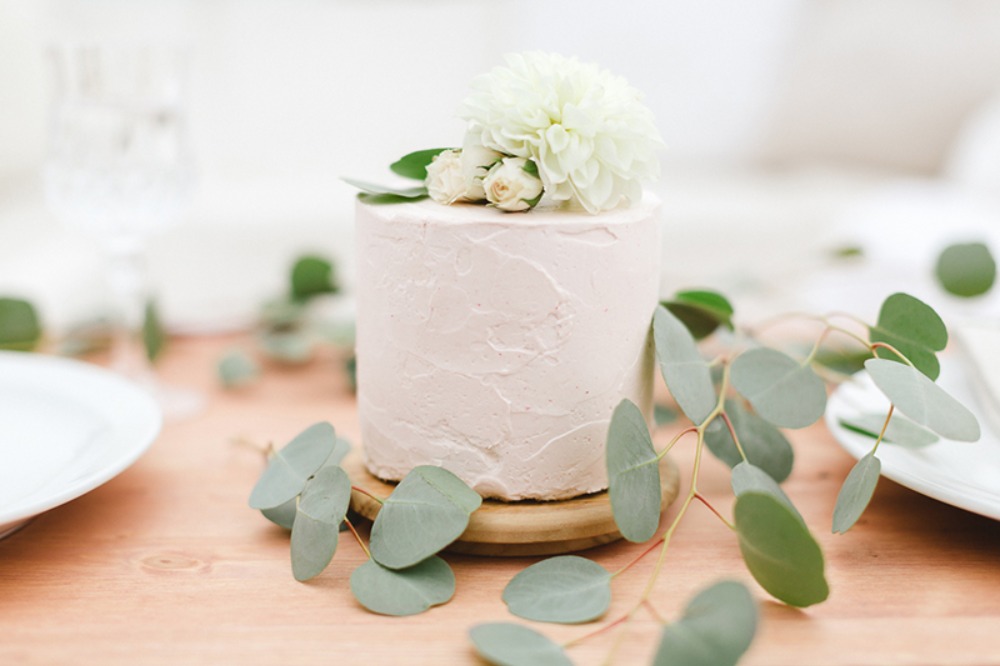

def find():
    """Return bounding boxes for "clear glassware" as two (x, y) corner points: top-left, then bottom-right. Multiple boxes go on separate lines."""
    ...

(44, 44), (202, 419)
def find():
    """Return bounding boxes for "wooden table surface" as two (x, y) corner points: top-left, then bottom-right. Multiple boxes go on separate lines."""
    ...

(2, 335), (999, 666)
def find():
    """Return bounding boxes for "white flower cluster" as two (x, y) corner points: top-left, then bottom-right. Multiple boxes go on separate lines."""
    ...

(425, 138), (544, 212)
(454, 52), (661, 214)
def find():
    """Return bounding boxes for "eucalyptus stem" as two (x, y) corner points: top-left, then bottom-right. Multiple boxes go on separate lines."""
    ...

(719, 411), (747, 463)
(871, 405), (895, 455)
(343, 517), (371, 559)
(352, 485), (384, 505)
(656, 426), (698, 461)
(695, 492), (735, 531)
(870, 341), (918, 369)
(611, 534), (666, 578)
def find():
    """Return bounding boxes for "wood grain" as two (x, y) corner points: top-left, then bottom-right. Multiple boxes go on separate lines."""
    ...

(1, 335), (998, 665)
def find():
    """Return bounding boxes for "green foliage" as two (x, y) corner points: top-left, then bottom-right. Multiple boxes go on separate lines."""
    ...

(868, 292), (947, 380)
(290, 465), (352, 581)
(730, 462), (800, 521)
(935, 241), (996, 297)
(369, 466), (482, 569)
(653, 305), (717, 425)
(606, 399), (662, 543)
(502, 555), (611, 624)
(865, 359), (980, 441)
(261, 498), (297, 530)
(217, 348), (260, 389)
(141, 300), (166, 362)
(0, 297), (41, 351)
(661, 289), (735, 340)
(248, 422), (338, 510)
(730, 348), (827, 429)
(832, 453), (881, 534)
(653, 403), (678, 427)
(734, 492), (828, 607)
(704, 401), (794, 483)
(290, 255), (339, 302)
(838, 413), (938, 448)
(469, 623), (573, 666)
(256, 329), (314, 365)
(653, 580), (757, 666)
(390, 148), (451, 180)
(350, 556), (455, 616)
(342, 177), (428, 200)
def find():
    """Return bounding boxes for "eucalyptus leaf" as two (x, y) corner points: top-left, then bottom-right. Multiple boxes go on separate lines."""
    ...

(357, 191), (429, 205)
(390, 148), (451, 180)
(0, 297), (41, 351)
(704, 401), (793, 482)
(248, 422), (338, 510)
(256, 329), (314, 364)
(370, 466), (482, 569)
(350, 556), (455, 616)
(342, 177), (428, 199)
(838, 412), (938, 448)
(653, 580), (757, 666)
(730, 462), (801, 522)
(217, 348), (260, 389)
(291, 465), (352, 581)
(869, 292), (947, 380)
(935, 241), (996, 298)
(662, 289), (734, 340)
(142, 300), (166, 362)
(261, 498), (297, 530)
(832, 453), (881, 534)
(606, 399), (662, 543)
(865, 359), (980, 442)
(290, 255), (339, 301)
(730, 348), (826, 429)
(502, 555), (611, 624)
(469, 623), (573, 666)
(653, 305), (717, 425)
(326, 436), (352, 467)
(734, 492), (828, 607)
(654, 403), (678, 427)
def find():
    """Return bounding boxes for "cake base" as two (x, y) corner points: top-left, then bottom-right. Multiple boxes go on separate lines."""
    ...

(342, 451), (680, 557)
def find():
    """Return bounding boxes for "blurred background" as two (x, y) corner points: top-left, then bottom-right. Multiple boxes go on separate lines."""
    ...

(1, 0), (999, 336)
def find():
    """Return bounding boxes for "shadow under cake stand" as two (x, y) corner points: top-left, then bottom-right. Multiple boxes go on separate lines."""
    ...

(343, 451), (680, 557)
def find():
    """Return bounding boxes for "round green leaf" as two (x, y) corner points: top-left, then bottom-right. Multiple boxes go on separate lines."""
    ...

(290, 255), (338, 301)
(704, 401), (793, 482)
(256, 330), (314, 365)
(469, 623), (573, 666)
(502, 555), (611, 624)
(390, 148), (452, 180)
(217, 348), (260, 389)
(370, 466), (482, 569)
(838, 413), (938, 448)
(0, 297), (41, 351)
(936, 242), (996, 297)
(142, 300), (166, 362)
(653, 305), (717, 425)
(290, 465), (352, 581)
(730, 348), (827, 429)
(730, 462), (801, 522)
(832, 453), (881, 534)
(662, 289), (734, 340)
(606, 399), (662, 543)
(342, 177), (428, 199)
(261, 498), (297, 530)
(350, 556), (455, 616)
(248, 422), (338, 510)
(734, 492), (829, 607)
(865, 359), (980, 442)
(653, 580), (757, 666)
(654, 403), (678, 427)
(869, 292), (947, 380)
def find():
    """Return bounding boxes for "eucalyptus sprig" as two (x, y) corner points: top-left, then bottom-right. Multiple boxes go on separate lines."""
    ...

(471, 290), (980, 666)
(248, 422), (481, 616)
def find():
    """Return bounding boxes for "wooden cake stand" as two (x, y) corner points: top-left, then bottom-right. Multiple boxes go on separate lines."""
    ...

(342, 452), (680, 557)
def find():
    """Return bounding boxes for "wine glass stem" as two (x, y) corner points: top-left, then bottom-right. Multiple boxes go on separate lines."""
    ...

(103, 238), (154, 382)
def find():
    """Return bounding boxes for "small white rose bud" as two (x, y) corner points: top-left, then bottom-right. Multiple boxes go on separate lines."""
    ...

(482, 157), (544, 212)
(460, 133), (502, 202)
(425, 149), (467, 205)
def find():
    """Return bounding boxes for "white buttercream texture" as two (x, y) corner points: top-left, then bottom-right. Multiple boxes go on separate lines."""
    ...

(355, 195), (661, 500)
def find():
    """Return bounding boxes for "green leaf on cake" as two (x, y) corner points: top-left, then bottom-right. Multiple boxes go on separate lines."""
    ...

(469, 623), (573, 666)
(248, 422), (338, 510)
(704, 401), (794, 482)
(290, 255), (339, 301)
(350, 556), (455, 616)
(864, 359), (980, 441)
(832, 453), (881, 534)
(661, 289), (734, 340)
(734, 491), (828, 607)
(390, 148), (452, 180)
(730, 348), (826, 429)
(868, 292), (947, 380)
(290, 465), (352, 581)
(342, 177), (428, 200)
(0, 297), (41, 351)
(369, 465), (482, 569)
(502, 555), (611, 624)
(935, 241), (996, 298)
(652, 580), (758, 666)
(606, 399), (662, 543)
(838, 412), (938, 448)
(653, 305), (717, 426)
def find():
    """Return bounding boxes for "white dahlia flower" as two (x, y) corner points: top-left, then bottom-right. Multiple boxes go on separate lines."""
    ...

(459, 52), (661, 214)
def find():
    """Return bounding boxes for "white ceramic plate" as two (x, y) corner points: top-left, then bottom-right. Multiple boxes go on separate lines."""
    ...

(0, 351), (161, 537)
(826, 356), (1000, 521)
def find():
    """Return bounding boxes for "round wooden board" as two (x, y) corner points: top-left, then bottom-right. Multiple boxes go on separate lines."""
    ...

(342, 451), (680, 557)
